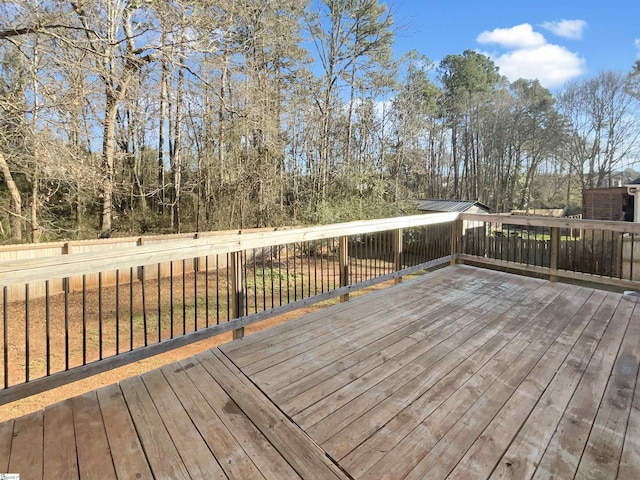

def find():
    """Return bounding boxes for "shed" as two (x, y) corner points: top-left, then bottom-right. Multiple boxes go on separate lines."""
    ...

(416, 199), (490, 215)
(582, 187), (633, 222)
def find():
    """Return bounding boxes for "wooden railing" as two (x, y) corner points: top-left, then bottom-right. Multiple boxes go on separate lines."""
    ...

(2, 211), (639, 404)
(0, 212), (457, 404)
(458, 213), (640, 288)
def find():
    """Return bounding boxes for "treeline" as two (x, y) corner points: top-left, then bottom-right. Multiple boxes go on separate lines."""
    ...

(0, 0), (639, 242)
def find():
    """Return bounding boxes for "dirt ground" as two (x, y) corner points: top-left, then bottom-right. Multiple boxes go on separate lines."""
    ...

(0, 302), (324, 422)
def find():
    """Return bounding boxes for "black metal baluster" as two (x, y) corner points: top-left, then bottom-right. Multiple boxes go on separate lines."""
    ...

(64, 277), (69, 371)
(25, 284), (29, 382)
(182, 260), (186, 335)
(116, 270), (120, 355)
(253, 249), (258, 313)
(170, 261), (174, 337)
(3, 287), (8, 388)
(130, 267), (134, 351)
(194, 259), (198, 331)
(45, 280), (50, 376)
(158, 264), (162, 341)
(226, 253), (231, 321)
(99, 272), (103, 359)
(205, 256), (209, 328)
(286, 244), (291, 303)
(141, 267), (147, 346)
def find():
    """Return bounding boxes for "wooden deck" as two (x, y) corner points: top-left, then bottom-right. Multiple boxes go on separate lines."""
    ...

(1, 265), (639, 479)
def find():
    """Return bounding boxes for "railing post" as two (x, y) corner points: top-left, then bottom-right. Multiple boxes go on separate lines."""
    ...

(450, 218), (463, 266)
(394, 228), (403, 284)
(339, 236), (349, 302)
(230, 251), (245, 339)
(550, 226), (560, 282)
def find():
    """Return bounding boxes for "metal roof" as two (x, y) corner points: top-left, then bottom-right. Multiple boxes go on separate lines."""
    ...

(416, 199), (490, 213)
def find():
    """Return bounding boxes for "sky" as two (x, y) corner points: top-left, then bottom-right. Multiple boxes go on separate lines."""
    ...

(391, 0), (640, 89)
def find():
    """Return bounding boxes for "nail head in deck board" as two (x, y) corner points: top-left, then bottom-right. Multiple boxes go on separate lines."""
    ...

(140, 368), (228, 480)
(180, 357), (300, 480)
(119, 376), (191, 480)
(0, 419), (14, 472)
(9, 410), (43, 479)
(160, 362), (267, 480)
(95, 384), (153, 480)
(199, 349), (348, 480)
(72, 391), (117, 480)
(574, 298), (640, 480)
(43, 399), (78, 480)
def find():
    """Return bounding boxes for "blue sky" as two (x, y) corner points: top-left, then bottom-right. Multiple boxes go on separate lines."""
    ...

(391, 0), (640, 89)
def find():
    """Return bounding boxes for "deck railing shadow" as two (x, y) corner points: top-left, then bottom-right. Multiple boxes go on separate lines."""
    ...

(0, 211), (639, 405)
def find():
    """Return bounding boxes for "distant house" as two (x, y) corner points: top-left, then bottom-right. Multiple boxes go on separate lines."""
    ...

(416, 199), (490, 215)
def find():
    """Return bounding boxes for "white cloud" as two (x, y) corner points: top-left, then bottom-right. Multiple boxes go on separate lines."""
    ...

(477, 24), (546, 49)
(541, 19), (587, 40)
(635, 38), (640, 57)
(493, 44), (586, 88)
(476, 22), (586, 88)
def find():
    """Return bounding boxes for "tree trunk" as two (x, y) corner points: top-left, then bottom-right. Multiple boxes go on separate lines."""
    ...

(0, 151), (22, 241)
(100, 92), (118, 236)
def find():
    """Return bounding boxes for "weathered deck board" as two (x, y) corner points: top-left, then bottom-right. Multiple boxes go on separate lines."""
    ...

(224, 265), (640, 479)
(43, 399), (78, 480)
(9, 410), (43, 479)
(340, 281), (578, 477)
(291, 275), (548, 431)
(346, 284), (592, 479)
(0, 265), (639, 479)
(96, 384), (153, 480)
(448, 289), (616, 479)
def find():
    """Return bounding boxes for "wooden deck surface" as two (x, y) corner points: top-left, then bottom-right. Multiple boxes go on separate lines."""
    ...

(1, 265), (640, 479)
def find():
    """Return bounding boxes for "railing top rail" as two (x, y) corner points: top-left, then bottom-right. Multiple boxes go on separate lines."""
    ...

(460, 213), (640, 234)
(0, 212), (459, 287)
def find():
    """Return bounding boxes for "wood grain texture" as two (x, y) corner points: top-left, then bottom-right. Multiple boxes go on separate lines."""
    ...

(120, 376), (191, 480)
(9, 411), (43, 479)
(96, 384), (152, 480)
(199, 349), (348, 480)
(0, 419), (14, 473)
(180, 357), (301, 480)
(43, 399), (78, 480)
(72, 391), (117, 480)
(160, 361), (267, 480)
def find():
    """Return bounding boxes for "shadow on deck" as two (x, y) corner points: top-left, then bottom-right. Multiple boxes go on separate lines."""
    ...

(1, 265), (639, 479)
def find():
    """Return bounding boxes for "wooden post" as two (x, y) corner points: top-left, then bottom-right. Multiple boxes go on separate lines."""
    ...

(550, 226), (560, 282)
(230, 251), (245, 339)
(450, 219), (463, 266)
(394, 228), (403, 284)
(339, 236), (349, 302)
